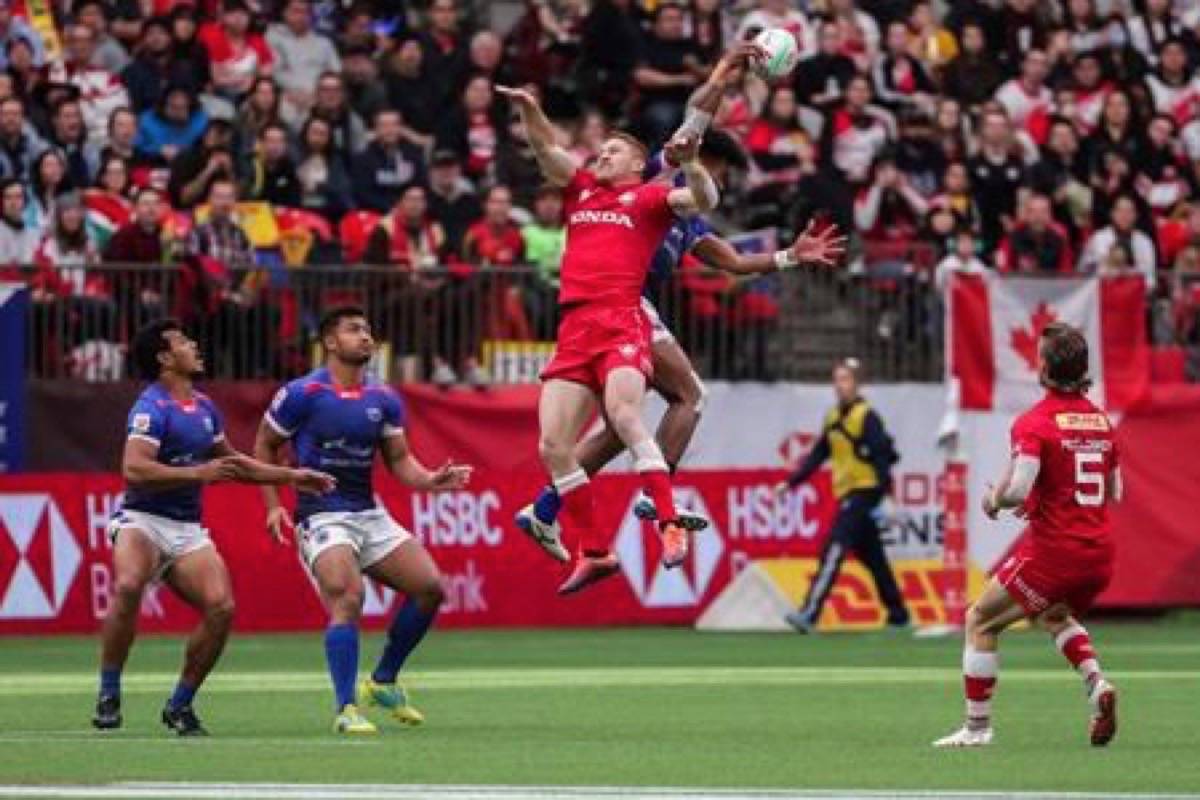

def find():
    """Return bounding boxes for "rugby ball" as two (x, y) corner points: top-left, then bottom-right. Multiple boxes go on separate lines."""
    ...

(752, 27), (801, 81)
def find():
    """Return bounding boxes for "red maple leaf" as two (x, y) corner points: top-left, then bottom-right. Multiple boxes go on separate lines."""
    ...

(1010, 302), (1059, 372)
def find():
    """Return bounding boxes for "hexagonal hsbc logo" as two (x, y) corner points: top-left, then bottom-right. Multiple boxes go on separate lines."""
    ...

(614, 487), (723, 608)
(0, 494), (82, 619)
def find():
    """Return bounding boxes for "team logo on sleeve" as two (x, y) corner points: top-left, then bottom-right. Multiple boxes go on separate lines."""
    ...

(271, 388), (288, 411)
(366, 407), (382, 422)
(131, 413), (151, 433)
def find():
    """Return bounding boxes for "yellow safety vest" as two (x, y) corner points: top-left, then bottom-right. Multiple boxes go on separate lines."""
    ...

(822, 400), (882, 499)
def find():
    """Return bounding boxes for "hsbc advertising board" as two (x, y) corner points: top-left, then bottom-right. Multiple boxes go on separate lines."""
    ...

(0, 384), (949, 633)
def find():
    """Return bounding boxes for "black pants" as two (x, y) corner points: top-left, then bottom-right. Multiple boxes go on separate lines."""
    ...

(797, 489), (910, 626)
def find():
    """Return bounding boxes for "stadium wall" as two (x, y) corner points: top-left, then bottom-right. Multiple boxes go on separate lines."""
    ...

(0, 383), (1196, 634)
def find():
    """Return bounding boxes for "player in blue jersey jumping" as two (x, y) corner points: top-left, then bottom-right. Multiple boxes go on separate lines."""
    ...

(254, 306), (472, 735)
(94, 319), (336, 736)
(515, 54), (845, 561)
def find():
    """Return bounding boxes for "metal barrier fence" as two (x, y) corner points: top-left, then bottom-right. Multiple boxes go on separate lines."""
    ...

(18, 263), (947, 383)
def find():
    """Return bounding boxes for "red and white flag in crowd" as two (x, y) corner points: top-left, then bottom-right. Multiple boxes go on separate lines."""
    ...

(948, 273), (1149, 411)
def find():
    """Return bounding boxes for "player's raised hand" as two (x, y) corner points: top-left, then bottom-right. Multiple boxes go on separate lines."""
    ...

(428, 460), (473, 492)
(789, 220), (847, 268)
(981, 484), (1000, 520)
(495, 84), (539, 109)
(294, 469), (337, 495)
(665, 133), (701, 165)
(720, 40), (768, 77)
(266, 506), (295, 545)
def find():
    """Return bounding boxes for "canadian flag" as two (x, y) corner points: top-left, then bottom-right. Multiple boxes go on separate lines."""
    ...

(948, 273), (1149, 411)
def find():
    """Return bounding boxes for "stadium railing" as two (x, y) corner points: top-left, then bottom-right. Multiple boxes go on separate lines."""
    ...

(15, 262), (949, 383)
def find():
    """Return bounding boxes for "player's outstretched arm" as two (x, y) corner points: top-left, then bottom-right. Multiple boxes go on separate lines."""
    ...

(496, 85), (576, 187)
(691, 221), (847, 275)
(679, 41), (765, 136)
(212, 437), (336, 494)
(381, 430), (473, 492)
(666, 135), (719, 215)
(983, 455), (1041, 518)
(253, 421), (299, 543)
(122, 438), (241, 490)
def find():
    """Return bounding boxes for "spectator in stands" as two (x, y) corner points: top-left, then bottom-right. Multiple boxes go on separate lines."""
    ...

(0, 95), (44, 182)
(827, 0), (881, 72)
(854, 154), (929, 270)
(0, 177), (37, 264)
(1084, 89), (1145, 183)
(427, 149), (481, 256)
(521, 183), (565, 337)
(1027, 117), (1091, 245)
(996, 48), (1053, 133)
(242, 123), (300, 208)
(235, 77), (282, 158)
(940, 21), (1003, 112)
(186, 178), (254, 272)
(1061, 0), (1124, 59)
(633, 2), (704, 146)
(908, 1), (958, 72)
(996, 193), (1075, 274)
(103, 108), (139, 166)
(26, 149), (72, 235)
(1140, 114), (1190, 215)
(468, 30), (507, 87)
(934, 226), (989, 294)
(364, 183), (448, 269)
(120, 16), (179, 114)
(578, 0), (642, 117)
(295, 115), (352, 221)
(420, 0), (470, 108)
(135, 85), (209, 165)
(168, 119), (239, 209)
(794, 21), (857, 111)
(872, 21), (935, 116)
(105, 186), (168, 265)
(75, 0), (131, 74)
(997, 0), (1051, 71)
(1068, 52), (1113, 135)
(167, 6), (211, 98)
(1144, 39), (1197, 124)
(385, 36), (438, 143)
(1080, 193), (1159, 290)
(47, 98), (100, 189)
(436, 75), (502, 182)
(495, 102), (545, 211)
(341, 44), (389, 128)
(0, 0), (44, 72)
(1127, 0), (1186, 70)
(926, 161), (981, 242)
(304, 71), (368, 165)
(463, 185), (524, 266)
(969, 108), (1026, 249)
(894, 110), (943, 196)
(199, 0), (274, 101)
(5, 36), (44, 108)
(569, 109), (608, 166)
(36, 192), (100, 270)
(268, 0), (341, 127)
(57, 23), (130, 148)
(87, 153), (134, 249)
(354, 109), (427, 213)
(746, 86), (816, 204)
(820, 74), (891, 185)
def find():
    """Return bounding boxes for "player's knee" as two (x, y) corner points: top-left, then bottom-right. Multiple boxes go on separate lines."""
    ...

(538, 436), (571, 469)
(206, 594), (236, 628)
(414, 580), (445, 613)
(112, 575), (148, 610)
(606, 401), (642, 438)
(679, 373), (707, 414)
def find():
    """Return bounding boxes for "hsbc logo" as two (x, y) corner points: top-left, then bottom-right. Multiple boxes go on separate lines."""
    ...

(615, 488), (723, 608)
(0, 494), (82, 619)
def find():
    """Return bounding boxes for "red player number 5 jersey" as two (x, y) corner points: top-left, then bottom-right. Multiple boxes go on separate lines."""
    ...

(1011, 390), (1119, 560)
(558, 169), (675, 309)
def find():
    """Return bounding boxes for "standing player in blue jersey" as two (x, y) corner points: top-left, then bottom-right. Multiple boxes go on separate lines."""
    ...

(94, 319), (336, 736)
(254, 306), (472, 735)
(516, 127), (845, 560)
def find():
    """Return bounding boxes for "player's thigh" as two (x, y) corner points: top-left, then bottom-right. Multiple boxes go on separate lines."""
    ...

(167, 545), (234, 614)
(539, 379), (597, 443)
(968, 578), (1028, 635)
(365, 539), (442, 599)
(311, 544), (366, 606)
(650, 338), (702, 406)
(602, 365), (649, 417)
(110, 526), (162, 594)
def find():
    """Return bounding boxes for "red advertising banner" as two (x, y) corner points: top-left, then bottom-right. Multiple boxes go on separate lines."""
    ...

(0, 469), (843, 634)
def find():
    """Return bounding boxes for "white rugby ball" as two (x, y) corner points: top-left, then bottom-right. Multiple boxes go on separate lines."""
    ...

(752, 27), (801, 81)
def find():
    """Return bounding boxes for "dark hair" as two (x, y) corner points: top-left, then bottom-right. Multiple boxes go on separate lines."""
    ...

(133, 185), (161, 204)
(31, 149), (71, 204)
(299, 115), (333, 155)
(319, 305), (366, 338)
(133, 318), (183, 379)
(1040, 322), (1091, 393)
(699, 127), (749, 170)
(96, 152), (131, 194)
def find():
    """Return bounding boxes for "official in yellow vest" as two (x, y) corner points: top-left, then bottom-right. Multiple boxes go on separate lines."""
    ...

(777, 358), (910, 633)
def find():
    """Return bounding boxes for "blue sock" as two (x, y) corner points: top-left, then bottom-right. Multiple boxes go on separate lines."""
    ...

(324, 623), (360, 710)
(372, 600), (437, 684)
(533, 485), (562, 524)
(99, 668), (121, 699)
(167, 681), (197, 710)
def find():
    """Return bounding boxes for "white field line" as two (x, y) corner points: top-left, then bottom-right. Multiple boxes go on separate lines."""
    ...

(0, 785), (1197, 800)
(0, 667), (1194, 697)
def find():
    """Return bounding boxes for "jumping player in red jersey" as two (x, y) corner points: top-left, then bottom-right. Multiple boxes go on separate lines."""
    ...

(934, 322), (1121, 748)
(497, 83), (721, 596)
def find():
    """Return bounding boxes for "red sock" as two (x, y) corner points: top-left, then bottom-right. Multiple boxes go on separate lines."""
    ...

(1054, 624), (1101, 688)
(630, 439), (676, 522)
(554, 469), (606, 556)
(963, 647), (998, 728)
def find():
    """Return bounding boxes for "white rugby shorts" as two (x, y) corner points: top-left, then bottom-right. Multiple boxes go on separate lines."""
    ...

(297, 508), (412, 571)
(107, 509), (213, 576)
(640, 297), (675, 345)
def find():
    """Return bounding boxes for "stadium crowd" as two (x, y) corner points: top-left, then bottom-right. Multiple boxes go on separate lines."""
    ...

(2, 0), (1199, 381)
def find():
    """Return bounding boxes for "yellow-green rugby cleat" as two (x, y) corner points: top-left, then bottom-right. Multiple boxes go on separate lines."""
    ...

(333, 703), (378, 735)
(359, 678), (425, 726)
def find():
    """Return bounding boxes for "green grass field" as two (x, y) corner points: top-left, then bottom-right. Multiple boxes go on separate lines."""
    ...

(0, 620), (1198, 798)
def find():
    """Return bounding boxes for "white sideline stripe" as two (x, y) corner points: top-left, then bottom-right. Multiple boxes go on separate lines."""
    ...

(0, 785), (1196, 800)
(0, 667), (1194, 696)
